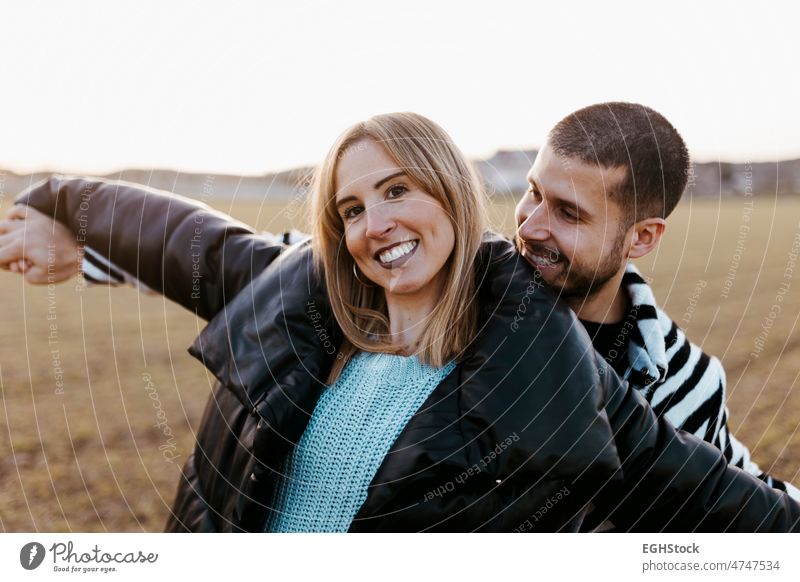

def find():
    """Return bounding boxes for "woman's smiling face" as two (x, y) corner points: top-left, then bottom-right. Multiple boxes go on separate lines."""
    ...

(334, 138), (455, 303)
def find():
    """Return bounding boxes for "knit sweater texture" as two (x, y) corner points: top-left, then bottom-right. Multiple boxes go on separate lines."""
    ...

(264, 351), (456, 532)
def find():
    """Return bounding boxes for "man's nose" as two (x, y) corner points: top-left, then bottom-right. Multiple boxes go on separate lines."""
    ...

(365, 204), (396, 239)
(516, 200), (550, 242)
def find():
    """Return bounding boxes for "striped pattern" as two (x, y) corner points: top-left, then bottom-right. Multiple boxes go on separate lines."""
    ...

(622, 263), (800, 500)
(82, 246), (155, 293)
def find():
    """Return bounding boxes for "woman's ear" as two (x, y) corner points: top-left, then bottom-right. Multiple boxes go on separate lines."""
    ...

(627, 218), (666, 260)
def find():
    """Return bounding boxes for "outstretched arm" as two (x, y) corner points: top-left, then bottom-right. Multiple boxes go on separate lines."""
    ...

(75, 230), (309, 290)
(707, 358), (800, 499)
(655, 345), (800, 502)
(621, 268), (800, 503)
(11, 176), (285, 320)
(719, 407), (800, 500)
(594, 360), (800, 532)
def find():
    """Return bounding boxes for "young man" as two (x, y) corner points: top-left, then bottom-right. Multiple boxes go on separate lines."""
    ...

(515, 101), (799, 499)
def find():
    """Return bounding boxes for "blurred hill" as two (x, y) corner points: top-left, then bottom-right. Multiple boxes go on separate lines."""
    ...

(475, 151), (800, 197)
(3, 152), (800, 202)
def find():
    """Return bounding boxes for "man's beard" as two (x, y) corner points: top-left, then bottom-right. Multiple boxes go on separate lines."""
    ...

(516, 231), (627, 301)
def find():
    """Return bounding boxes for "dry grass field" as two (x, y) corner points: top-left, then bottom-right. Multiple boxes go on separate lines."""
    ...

(1, 193), (799, 532)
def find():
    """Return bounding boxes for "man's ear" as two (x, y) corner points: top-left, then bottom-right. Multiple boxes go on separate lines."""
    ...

(627, 217), (666, 259)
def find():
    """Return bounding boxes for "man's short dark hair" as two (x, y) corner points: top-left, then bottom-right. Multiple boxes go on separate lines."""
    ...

(548, 102), (690, 226)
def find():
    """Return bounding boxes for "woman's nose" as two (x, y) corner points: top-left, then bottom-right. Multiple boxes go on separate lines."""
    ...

(365, 204), (396, 239)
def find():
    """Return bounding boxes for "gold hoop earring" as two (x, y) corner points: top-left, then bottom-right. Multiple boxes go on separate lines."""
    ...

(352, 263), (376, 287)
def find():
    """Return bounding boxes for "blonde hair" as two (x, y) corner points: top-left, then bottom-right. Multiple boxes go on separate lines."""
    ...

(310, 112), (488, 382)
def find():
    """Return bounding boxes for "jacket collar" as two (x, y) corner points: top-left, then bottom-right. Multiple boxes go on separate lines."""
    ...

(188, 239), (337, 409)
(622, 262), (668, 390)
(187, 234), (519, 408)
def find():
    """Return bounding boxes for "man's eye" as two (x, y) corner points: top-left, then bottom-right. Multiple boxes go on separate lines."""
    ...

(560, 208), (578, 222)
(387, 185), (408, 199)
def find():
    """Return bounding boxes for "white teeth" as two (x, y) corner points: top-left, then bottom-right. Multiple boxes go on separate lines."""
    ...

(379, 241), (417, 264)
(530, 253), (558, 266)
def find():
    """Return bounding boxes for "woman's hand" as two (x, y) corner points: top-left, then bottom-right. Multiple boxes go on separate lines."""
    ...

(0, 204), (82, 284)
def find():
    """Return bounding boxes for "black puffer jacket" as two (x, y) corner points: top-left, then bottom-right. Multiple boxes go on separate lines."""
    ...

(18, 176), (800, 532)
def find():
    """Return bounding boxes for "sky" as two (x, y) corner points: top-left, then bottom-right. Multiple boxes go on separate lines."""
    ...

(0, 0), (798, 176)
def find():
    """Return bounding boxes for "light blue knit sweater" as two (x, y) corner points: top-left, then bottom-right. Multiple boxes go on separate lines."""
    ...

(264, 351), (456, 532)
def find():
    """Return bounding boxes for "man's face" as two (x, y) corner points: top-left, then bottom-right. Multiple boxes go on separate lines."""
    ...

(515, 142), (630, 300)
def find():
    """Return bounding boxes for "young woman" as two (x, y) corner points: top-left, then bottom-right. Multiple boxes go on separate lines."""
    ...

(6, 113), (800, 532)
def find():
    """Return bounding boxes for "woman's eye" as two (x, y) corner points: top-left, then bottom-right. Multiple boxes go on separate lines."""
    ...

(387, 185), (408, 199)
(343, 205), (363, 220)
(527, 187), (541, 202)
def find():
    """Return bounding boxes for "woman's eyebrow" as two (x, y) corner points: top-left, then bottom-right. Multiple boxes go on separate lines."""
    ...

(336, 171), (409, 209)
(373, 171), (407, 190)
(335, 195), (359, 210)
